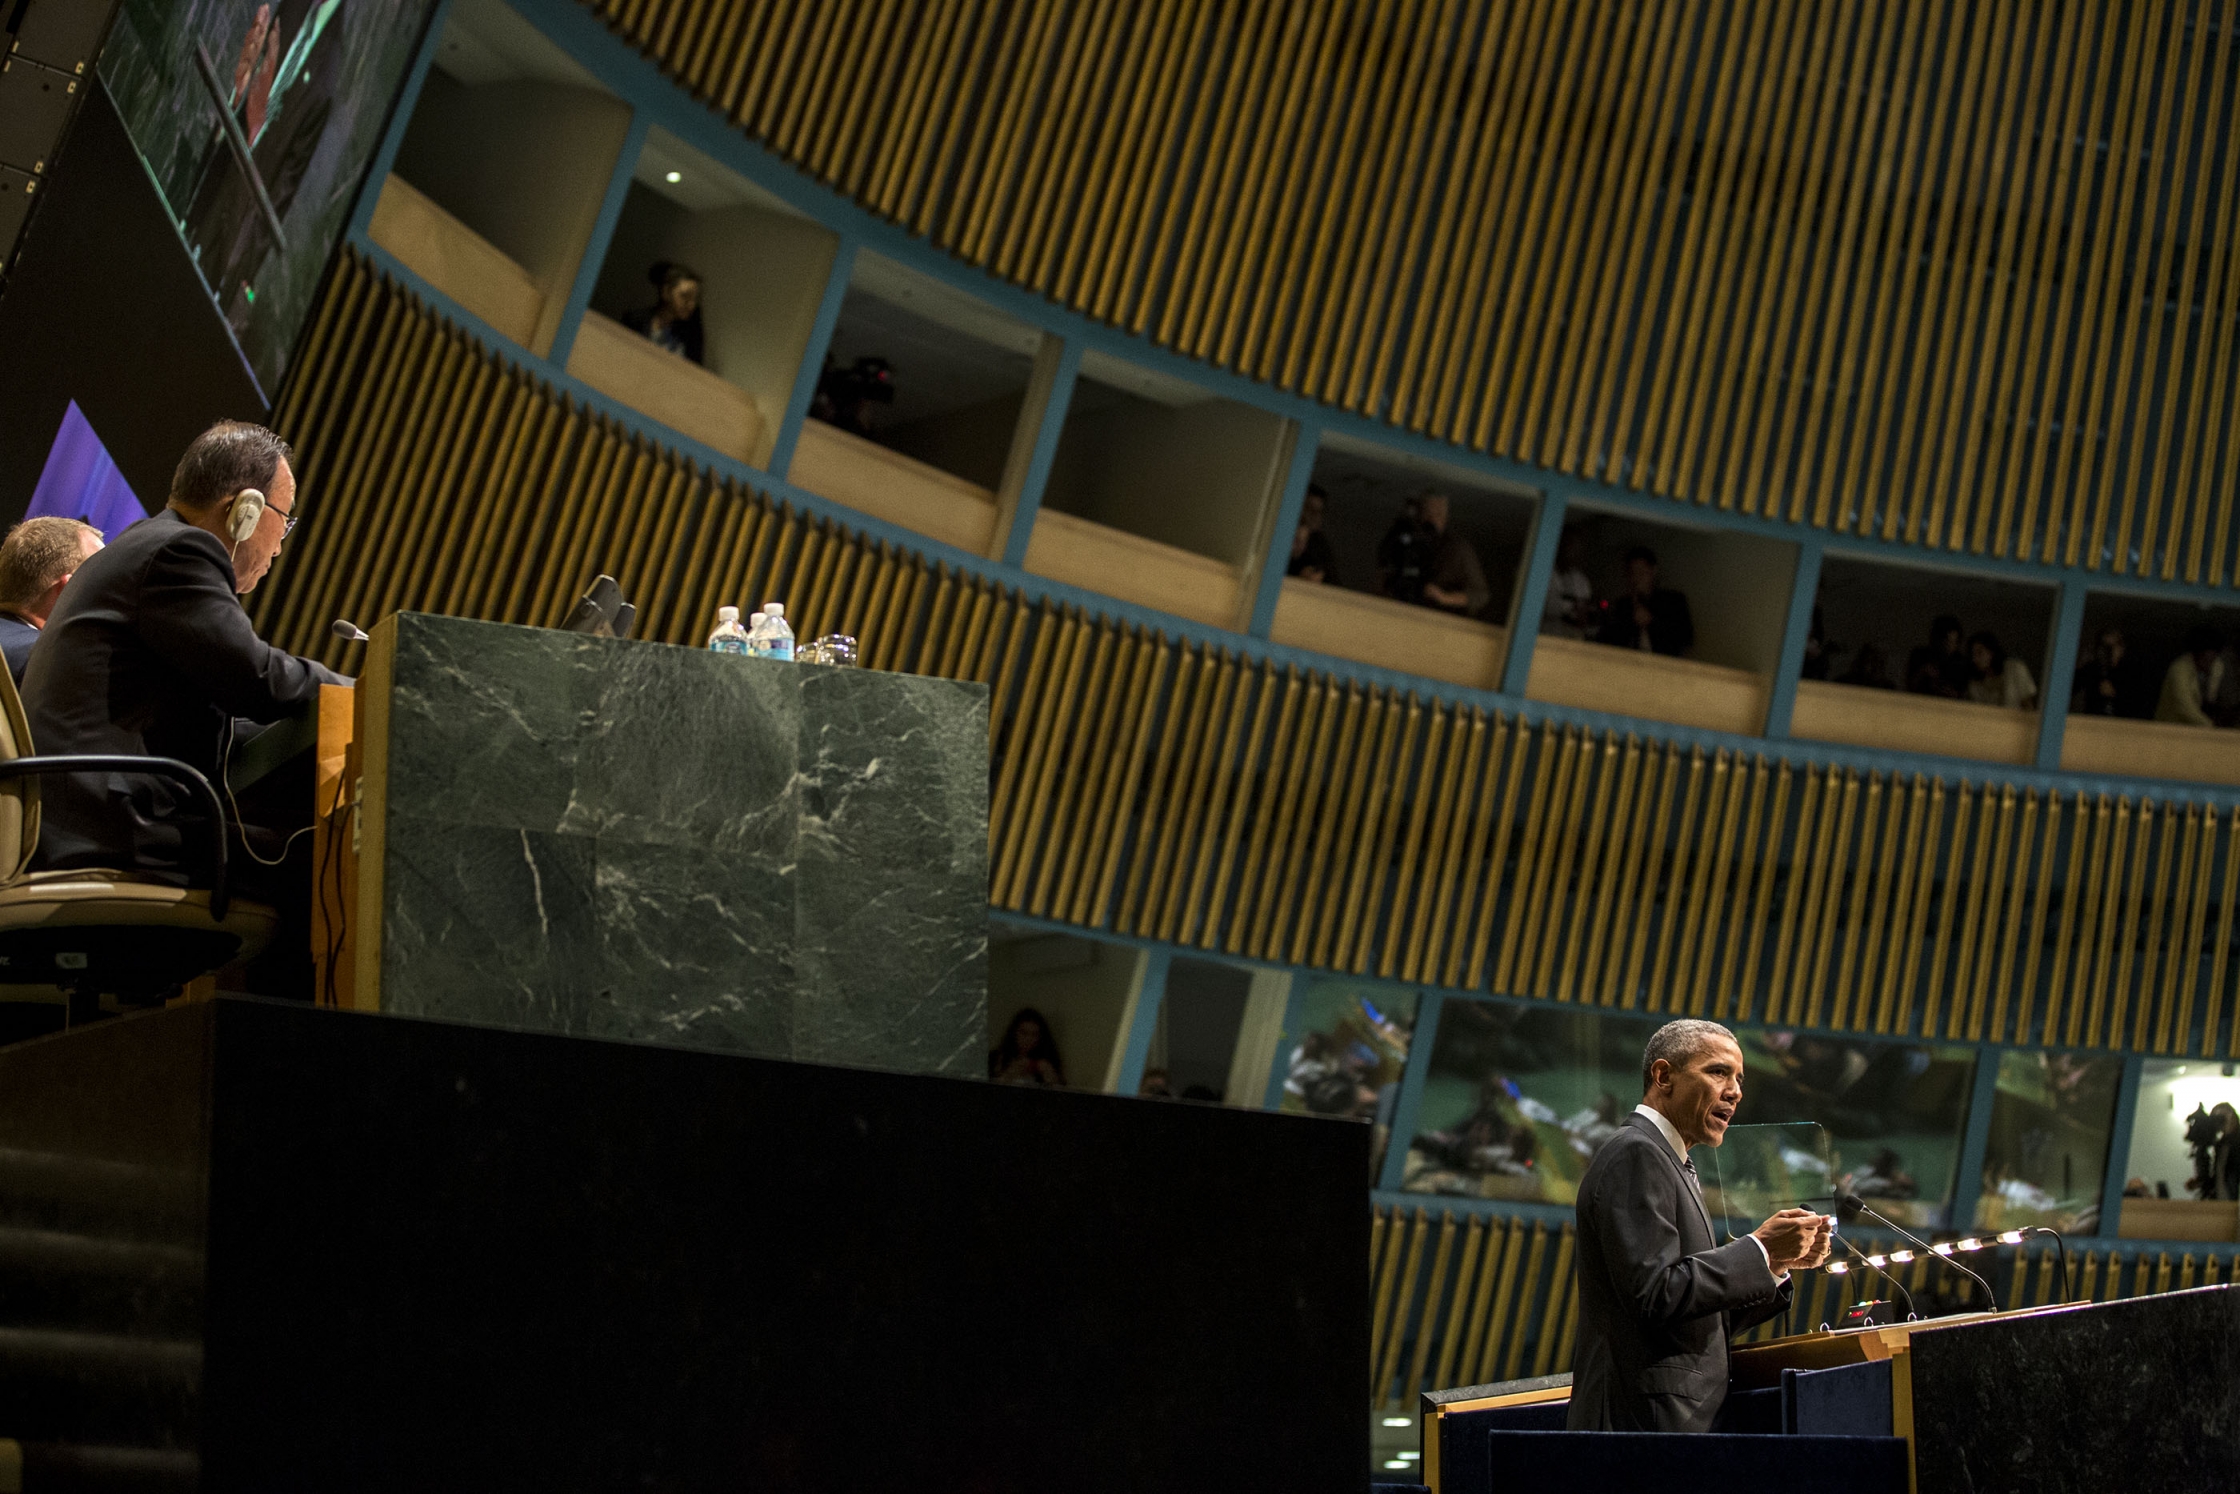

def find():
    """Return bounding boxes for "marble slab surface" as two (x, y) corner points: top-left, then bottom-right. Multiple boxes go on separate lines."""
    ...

(369, 614), (988, 1076)
(1907, 1283), (2240, 1493)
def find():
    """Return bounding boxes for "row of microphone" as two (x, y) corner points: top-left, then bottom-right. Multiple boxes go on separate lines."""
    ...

(1818, 1186), (2068, 1319)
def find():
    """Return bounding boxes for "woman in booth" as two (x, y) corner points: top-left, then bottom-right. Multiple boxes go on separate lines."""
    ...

(624, 261), (705, 365)
(1966, 630), (2038, 710)
(989, 1008), (1065, 1087)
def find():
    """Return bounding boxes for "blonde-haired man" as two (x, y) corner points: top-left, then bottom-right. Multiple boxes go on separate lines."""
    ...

(0, 516), (102, 683)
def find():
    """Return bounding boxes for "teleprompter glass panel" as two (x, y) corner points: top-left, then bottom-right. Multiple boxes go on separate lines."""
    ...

(1400, 1002), (1974, 1225)
(1705, 1122), (1835, 1237)
(1978, 1049), (2122, 1234)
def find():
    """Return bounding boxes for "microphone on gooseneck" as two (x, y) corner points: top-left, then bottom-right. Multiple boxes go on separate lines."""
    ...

(1830, 1230), (1917, 1321)
(331, 619), (370, 644)
(1834, 1188), (1999, 1313)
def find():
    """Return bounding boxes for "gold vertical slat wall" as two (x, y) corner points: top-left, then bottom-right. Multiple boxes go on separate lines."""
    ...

(1368, 1201), (2226, 1404)
(259, 255), (2240, 1056)
(592, 0), (2240, 583)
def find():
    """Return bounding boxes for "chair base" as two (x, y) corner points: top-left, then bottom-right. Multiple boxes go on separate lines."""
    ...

(0, 874), (279, 1004)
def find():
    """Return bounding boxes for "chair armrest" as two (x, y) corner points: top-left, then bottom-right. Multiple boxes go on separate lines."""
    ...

(0, 755), (233, 920)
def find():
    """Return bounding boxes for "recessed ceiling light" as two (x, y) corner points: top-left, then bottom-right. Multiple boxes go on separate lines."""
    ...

(665, 170), (682, 184)
(1381, 1417), (1411, 1427)
(1383, 1461), (1410, 1471)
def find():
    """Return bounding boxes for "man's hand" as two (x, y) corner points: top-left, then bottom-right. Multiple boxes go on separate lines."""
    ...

(1752, 1208), (1833, 1273)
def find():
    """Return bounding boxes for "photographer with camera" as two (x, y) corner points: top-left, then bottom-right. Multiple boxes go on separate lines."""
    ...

(2186, 1101), (2240, 1201)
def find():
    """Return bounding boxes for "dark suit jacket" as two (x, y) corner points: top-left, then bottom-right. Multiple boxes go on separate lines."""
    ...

(1600, 588), (1695, 656)
(21, 509), (343, 882)
(0, 613), (38, 683)
(1566, 1113), (1792, 1433)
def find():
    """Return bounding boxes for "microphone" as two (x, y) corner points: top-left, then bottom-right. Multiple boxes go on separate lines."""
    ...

(1829, 1230), (1917, 1321)
(1834, 1188), (1998, 1312)
(331, 619), (370, 643)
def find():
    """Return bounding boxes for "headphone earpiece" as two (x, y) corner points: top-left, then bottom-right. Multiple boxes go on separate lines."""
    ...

(228, 489), (266, 547)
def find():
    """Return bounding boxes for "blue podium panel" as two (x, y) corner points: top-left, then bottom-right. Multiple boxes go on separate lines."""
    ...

(1783, 1361), (1892, 1437)
(1459, 1430), (1906, 1494)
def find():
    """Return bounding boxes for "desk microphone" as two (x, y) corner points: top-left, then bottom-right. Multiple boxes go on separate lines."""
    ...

(1830, 1231), (1917, 1321)
(331, 619), (370, 644)
(1834, 1188), (1999, 1312)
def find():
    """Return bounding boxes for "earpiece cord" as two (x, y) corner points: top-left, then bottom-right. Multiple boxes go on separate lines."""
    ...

(220, 716), (313, 868)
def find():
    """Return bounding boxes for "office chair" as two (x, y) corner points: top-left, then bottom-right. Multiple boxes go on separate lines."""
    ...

(0, 668), (277, 1024)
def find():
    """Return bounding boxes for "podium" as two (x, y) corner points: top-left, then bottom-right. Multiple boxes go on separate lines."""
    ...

(1421, 1285), (2240, 1494)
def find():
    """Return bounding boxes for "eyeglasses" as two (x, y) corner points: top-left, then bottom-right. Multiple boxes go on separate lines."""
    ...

(271, 505), (300, 538)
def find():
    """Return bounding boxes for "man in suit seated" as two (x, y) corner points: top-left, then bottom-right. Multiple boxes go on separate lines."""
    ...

(0, 517), (103, 683)
(21, 421), (345, 992)
(1567, 1019), (1832, 1433)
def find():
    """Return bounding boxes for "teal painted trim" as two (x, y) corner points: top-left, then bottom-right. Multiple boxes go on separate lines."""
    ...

(1370, 1191), (1579, 1228)
(2036, 576), (2089, 771)
(1112, 948), (1171, 1096)
(767, 236), (857, 479)
(477, 0), (2240, 613)
(342, 235), (2240, 812)
(547, 111), (650, 369)
(1952, 1049), (2006, 1232)
(1261, 975), (1310, 1109)
(2098, 1052), (2147, 1240)
(1764, 540), (1825, 739)
(1000, 338), (1081, 568)
(1248, 421), (1322, 638)
(344, 0), (455, 244)
(1362, 1191), (2240, 1255)
(1376, 992), (1445, 1193)
(1500, 491), (1568, 697)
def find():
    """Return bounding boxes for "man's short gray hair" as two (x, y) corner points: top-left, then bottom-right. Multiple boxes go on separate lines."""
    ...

(1641, 1019), (1737, 1091)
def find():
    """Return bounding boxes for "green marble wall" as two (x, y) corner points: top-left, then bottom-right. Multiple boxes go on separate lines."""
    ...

(363, 613), (988, 1076)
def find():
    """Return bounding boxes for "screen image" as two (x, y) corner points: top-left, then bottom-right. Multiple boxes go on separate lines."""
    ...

(98, 0), (437, 396)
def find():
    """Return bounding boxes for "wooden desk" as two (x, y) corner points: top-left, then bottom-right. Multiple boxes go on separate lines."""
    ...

(309, 685), (356, 1009)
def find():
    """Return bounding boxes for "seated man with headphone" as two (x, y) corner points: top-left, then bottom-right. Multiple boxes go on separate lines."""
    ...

(21, 420), (346, 994)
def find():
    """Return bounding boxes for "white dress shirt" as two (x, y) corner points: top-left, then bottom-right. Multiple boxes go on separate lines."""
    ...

(1634, 1103), (1784, 1282)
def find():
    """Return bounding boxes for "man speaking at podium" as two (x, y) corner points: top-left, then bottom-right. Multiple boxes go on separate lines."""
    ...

(1567, 1019), (1832, 1433)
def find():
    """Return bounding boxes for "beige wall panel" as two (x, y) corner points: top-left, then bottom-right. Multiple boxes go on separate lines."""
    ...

(1270, 579), (1508, 691)
(789, 419), (999, 554)
(1525, 635), (1769, 736)
(1043, 397), (1291, 571)
(2117, 1197), (2240, 1242)
(2061, 714), (2240, 788)
(1792, 680), (2037, 766)
(566, 311), (765, 464)
(885, 392), (1028, 493)
(393, 80), (635, 355)
(1024, 509), (1242, 629)
(367, 176), (545, 348)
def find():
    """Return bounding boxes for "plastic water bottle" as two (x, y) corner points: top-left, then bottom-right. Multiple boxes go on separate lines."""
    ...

(754, 602), (795, 662)
(707, 605), (750, 655)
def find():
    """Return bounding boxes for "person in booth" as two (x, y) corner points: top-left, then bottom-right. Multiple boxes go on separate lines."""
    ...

(21, 422), (345, 984)
(1567, 1020), (1832, 1433)
(623, 261), (704, 365)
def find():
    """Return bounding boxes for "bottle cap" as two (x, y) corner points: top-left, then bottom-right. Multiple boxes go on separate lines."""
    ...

(717, 605), (739, 622)
(763, 603), (785, 617)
